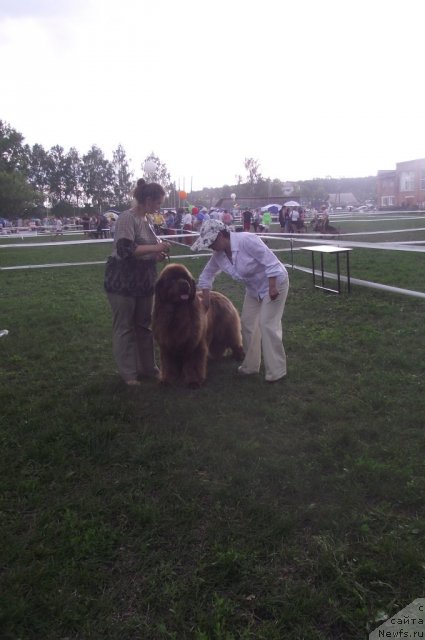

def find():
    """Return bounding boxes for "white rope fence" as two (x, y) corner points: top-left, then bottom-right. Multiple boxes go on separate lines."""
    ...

(264, 233), (425, 253)
(1, 230), (424, 299)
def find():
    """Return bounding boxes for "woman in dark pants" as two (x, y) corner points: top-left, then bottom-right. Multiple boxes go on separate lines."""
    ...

(104, 179), (170, 386)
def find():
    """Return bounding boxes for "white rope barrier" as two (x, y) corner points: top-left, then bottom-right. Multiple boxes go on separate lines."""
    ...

(329, 215), (425, 222)
(261, 234), (425, 253)
(0, 231), (196, 249)
(0, 252), (212, 270)
(0, 238), (114, 248)
(1, 261), (107, 270)
(332, 227), (425, 237)
(1, 230), (424, 299)
(290, 265), (425, 300)
(0, 248), (294, 271)
(388, 240), (425, 245)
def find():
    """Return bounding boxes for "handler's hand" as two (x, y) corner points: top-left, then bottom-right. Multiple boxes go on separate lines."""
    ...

(157, 241), (170, 254)
(269, 284), (279, 300)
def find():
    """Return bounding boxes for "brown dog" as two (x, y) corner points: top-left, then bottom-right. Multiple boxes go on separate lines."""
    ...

(153, 263), (244, 387)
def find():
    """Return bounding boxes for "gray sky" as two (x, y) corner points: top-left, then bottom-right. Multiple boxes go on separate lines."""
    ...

(1, 0), (423, 189)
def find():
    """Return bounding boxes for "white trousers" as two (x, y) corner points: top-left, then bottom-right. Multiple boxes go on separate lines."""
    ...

(239, 279), (289, 381)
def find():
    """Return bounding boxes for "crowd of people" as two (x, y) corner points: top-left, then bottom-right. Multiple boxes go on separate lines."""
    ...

(278, 206), (307, 233)
(3, 203), (336, 242)
(147, 206), (281, 245)
(0, 215), (117, 239)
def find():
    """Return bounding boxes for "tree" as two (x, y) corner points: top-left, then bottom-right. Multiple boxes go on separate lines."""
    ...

(81, 145), (114, 212)
(27, 143), (50, 199)
(112, 144), (133, 209)
(0, 120), (29, 173)
(141, 153), (172, 191)
(46, 145), (68, 203)
(0, 170), (41, 218)
(64, 147), (83, 206)
(244, 157), (262, 194)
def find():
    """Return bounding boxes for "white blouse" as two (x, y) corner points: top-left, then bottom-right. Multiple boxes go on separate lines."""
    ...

(198, 232), (288, 299)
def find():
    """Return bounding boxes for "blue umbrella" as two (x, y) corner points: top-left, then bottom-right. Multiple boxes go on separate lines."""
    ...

(261, 204), (282, 213)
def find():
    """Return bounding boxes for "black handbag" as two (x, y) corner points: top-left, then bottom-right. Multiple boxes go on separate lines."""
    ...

(104, 255), (156, 297)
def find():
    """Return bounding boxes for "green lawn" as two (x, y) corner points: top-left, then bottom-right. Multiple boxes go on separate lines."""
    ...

(0, 235), (425, 639)
(322, 212), (425, 243)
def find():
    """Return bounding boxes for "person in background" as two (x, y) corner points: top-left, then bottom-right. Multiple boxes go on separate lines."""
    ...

(193, 208), (205, 232)
(152, 210), (165, 234)
(320, 205), (330, 231)
(182, 209), (194, 245)
(97, 213), (109, 239)
(175, 208), (183, 230)
(104, 179), (170, 386)
(242, 209), (252, 231)
(191, 219), (289, 383)
(222, 209), (233, 226)
(290, 208), (300, 232)
(54, 217), (63, 237)
(297, 207), (306, 232)
(261, 209), (272, 232)
(165, 209), (175, 230)
(82, 214), (90, 236)
(284, 208), (292, 233)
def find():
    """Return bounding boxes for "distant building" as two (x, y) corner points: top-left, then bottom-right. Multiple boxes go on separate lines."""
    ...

(328, 193), (358, 207)
(377, 158), (425, 208)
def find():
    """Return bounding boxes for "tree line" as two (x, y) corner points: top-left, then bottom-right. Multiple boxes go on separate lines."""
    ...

(0, 119), (376, 219)
(0, 120), (173, 219)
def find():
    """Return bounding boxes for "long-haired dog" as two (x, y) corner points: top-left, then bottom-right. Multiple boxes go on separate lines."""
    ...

(153, 263), (244, 387)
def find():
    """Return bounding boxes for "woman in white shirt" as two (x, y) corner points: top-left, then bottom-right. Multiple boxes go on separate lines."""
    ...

(191, 219), (289, 382)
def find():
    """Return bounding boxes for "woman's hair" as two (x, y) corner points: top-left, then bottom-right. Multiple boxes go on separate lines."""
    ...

(133, 178), (165, 204)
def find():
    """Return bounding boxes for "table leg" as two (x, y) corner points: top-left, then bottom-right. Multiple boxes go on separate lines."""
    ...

(311, 252), (316, 287)
(320, 253), (324, 288)
(336, 253), (341, 293)
(346, 251), (351, 293)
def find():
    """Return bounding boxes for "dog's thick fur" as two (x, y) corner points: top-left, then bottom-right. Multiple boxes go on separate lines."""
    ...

(153, 263), (244, 387)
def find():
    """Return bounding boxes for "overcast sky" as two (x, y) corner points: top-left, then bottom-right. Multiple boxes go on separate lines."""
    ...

(1, 0), (423, 189)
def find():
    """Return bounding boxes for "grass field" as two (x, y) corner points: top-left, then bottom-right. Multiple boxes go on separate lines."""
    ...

(0, 223), (424, 639)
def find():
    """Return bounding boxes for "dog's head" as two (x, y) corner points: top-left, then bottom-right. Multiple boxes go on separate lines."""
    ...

(155, 263), (197, 304)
